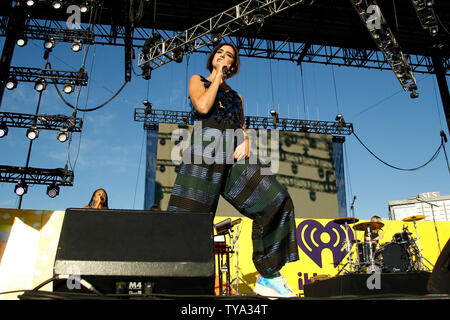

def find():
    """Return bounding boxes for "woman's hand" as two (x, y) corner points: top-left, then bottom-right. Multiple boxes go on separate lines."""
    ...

(233, 138), (250, 161)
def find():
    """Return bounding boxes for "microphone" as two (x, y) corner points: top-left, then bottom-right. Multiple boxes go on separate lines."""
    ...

(222, 65), (232, 78)
(225, 69), (232, 78)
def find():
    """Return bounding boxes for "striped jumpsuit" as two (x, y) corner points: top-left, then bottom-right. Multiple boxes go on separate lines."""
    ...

(167, 76), (299, 277)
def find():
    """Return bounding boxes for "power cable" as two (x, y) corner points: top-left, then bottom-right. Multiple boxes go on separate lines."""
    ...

(352, 131), (447, 172)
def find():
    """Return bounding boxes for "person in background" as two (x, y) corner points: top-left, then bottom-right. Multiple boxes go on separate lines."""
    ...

(84, 188), (109, 209)
(365, 215), (384, 244)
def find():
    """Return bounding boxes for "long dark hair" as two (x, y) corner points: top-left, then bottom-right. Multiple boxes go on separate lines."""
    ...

(87, 188), (109, 208)
(206, 42), (240, 78)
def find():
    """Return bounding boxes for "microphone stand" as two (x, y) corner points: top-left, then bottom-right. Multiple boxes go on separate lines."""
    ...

(415, 196), (441, 254)
(229, 225), (253, 295)
(350, 196), (357, 219)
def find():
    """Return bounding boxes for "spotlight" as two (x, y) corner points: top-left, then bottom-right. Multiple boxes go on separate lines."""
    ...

(57, 128), (69, 142)
(410, 90), (419, 99)
(44, 37), (55, 50)
(172, 48), (183, 63)
(34, 79), (47, 92)
(143, 100), (152, 114)
(26, 126), (39, 140)
(429, 26), (438, 36)
(5, 78), (18, 90)
(63, 81), (75, 94)
(16, 35), (27, 47)
(46, 184), (60, 198)
(80, 2), (88, 12)
(254, 14), (264, 25)
(270, 109), (279, 127)
(141, 62), (152, 80)
(211, 33), (221, 44)
(26, 0), (35, 6)
(14, 181), (28, 196)
(0, 122), (8, 138)
(52, 1), (62, 9)
(71, 39), (82, 52)
(425, 0), (434, 8)
(335, 114), (345, 125)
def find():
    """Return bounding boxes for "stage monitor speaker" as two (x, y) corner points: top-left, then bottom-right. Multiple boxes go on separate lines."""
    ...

(427, 238), (450, 294)
(53, 208), (215, 296)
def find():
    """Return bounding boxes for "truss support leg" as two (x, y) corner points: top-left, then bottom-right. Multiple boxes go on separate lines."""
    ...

(0, 2), (25, 109)
(431, 47), (450, 134)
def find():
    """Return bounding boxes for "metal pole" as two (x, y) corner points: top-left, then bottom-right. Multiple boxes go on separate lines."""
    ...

(18, 90), (44, 209)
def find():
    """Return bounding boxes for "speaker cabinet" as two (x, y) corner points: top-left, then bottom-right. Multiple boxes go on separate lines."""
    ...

(427, 238), (450, 294)
(53, 209), (215, 295)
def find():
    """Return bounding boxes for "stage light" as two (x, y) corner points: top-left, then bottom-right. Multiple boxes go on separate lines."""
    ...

(52, 1), (62, 9)
(172, 48), (183, 63)
(5, 78), (17, 90)
(26, 0), (35, 6)
(14, 181), (28, 196)
(71, 39), (82, 52)
(143, 100), (152, 114)
(425, 0), (434, 7)
(34, 79), (47, 92)
(46, 184), (60, 198)
(26, 126), (39, 140)
(0, 122), (8, 138)
(270, 109), (279, 126)
(16, 35), (27, 47)
(63, 81), (75, 94)
(410, 90), (419, 99)
(211, 33), (221, 44)
(430, 26), (438, 36)
(335, 114), (345, 124)
(254, 14), (264, 25)
(44, 37), (55, 50)
(57, 128), (69, 142)
(80, 2), (88, 12)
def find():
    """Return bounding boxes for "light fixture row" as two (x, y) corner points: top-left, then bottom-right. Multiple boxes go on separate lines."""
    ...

(14, 180), (60, 198)
(24, 0), (90, 12)
(0, 123), (69, 143)
(16, 35), (83, 53)
(5, 77), (77, 95)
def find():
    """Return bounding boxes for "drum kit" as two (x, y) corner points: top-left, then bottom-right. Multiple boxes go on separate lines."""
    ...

(334, 214), (431, 275)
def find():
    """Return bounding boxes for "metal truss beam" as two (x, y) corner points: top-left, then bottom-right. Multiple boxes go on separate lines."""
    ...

(0, 111), (83, 132)
(349, 0), (418, 95)
(7, 66), (88, 85)
(137, 0), (307, 70)
(0, 165), (74, 186)
(410, 0), (439, 36)
(134, 108), (354, 135)
(1, 18), (447, 75)
(160, 173), (335, 195)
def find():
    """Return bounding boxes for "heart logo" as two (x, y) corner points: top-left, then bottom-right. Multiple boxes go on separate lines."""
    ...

(296, 219), (355, 268)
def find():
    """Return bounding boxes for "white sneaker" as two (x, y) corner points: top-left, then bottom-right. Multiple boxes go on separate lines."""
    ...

(254, 273), (297, 298)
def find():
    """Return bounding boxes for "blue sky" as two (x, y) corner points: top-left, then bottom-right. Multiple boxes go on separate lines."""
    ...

(0, 35), (449, 221)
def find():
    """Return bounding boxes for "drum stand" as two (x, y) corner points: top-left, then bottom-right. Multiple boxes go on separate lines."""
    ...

(411, 220), (423, 270)
(335, 222), (356, 275)
(410, 220), (434, 271)
(366, 226), (376, 273)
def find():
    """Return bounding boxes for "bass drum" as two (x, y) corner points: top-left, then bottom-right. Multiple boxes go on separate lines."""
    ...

(375, 243), (411, 272)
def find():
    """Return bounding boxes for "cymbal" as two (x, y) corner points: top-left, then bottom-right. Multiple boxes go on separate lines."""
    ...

(353, 221), (384, 231)
(332, 217), (360, 225)
(403, 215), (426, 222)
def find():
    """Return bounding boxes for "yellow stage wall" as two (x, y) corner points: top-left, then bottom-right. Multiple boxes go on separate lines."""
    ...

(0, 208), (449, 299)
